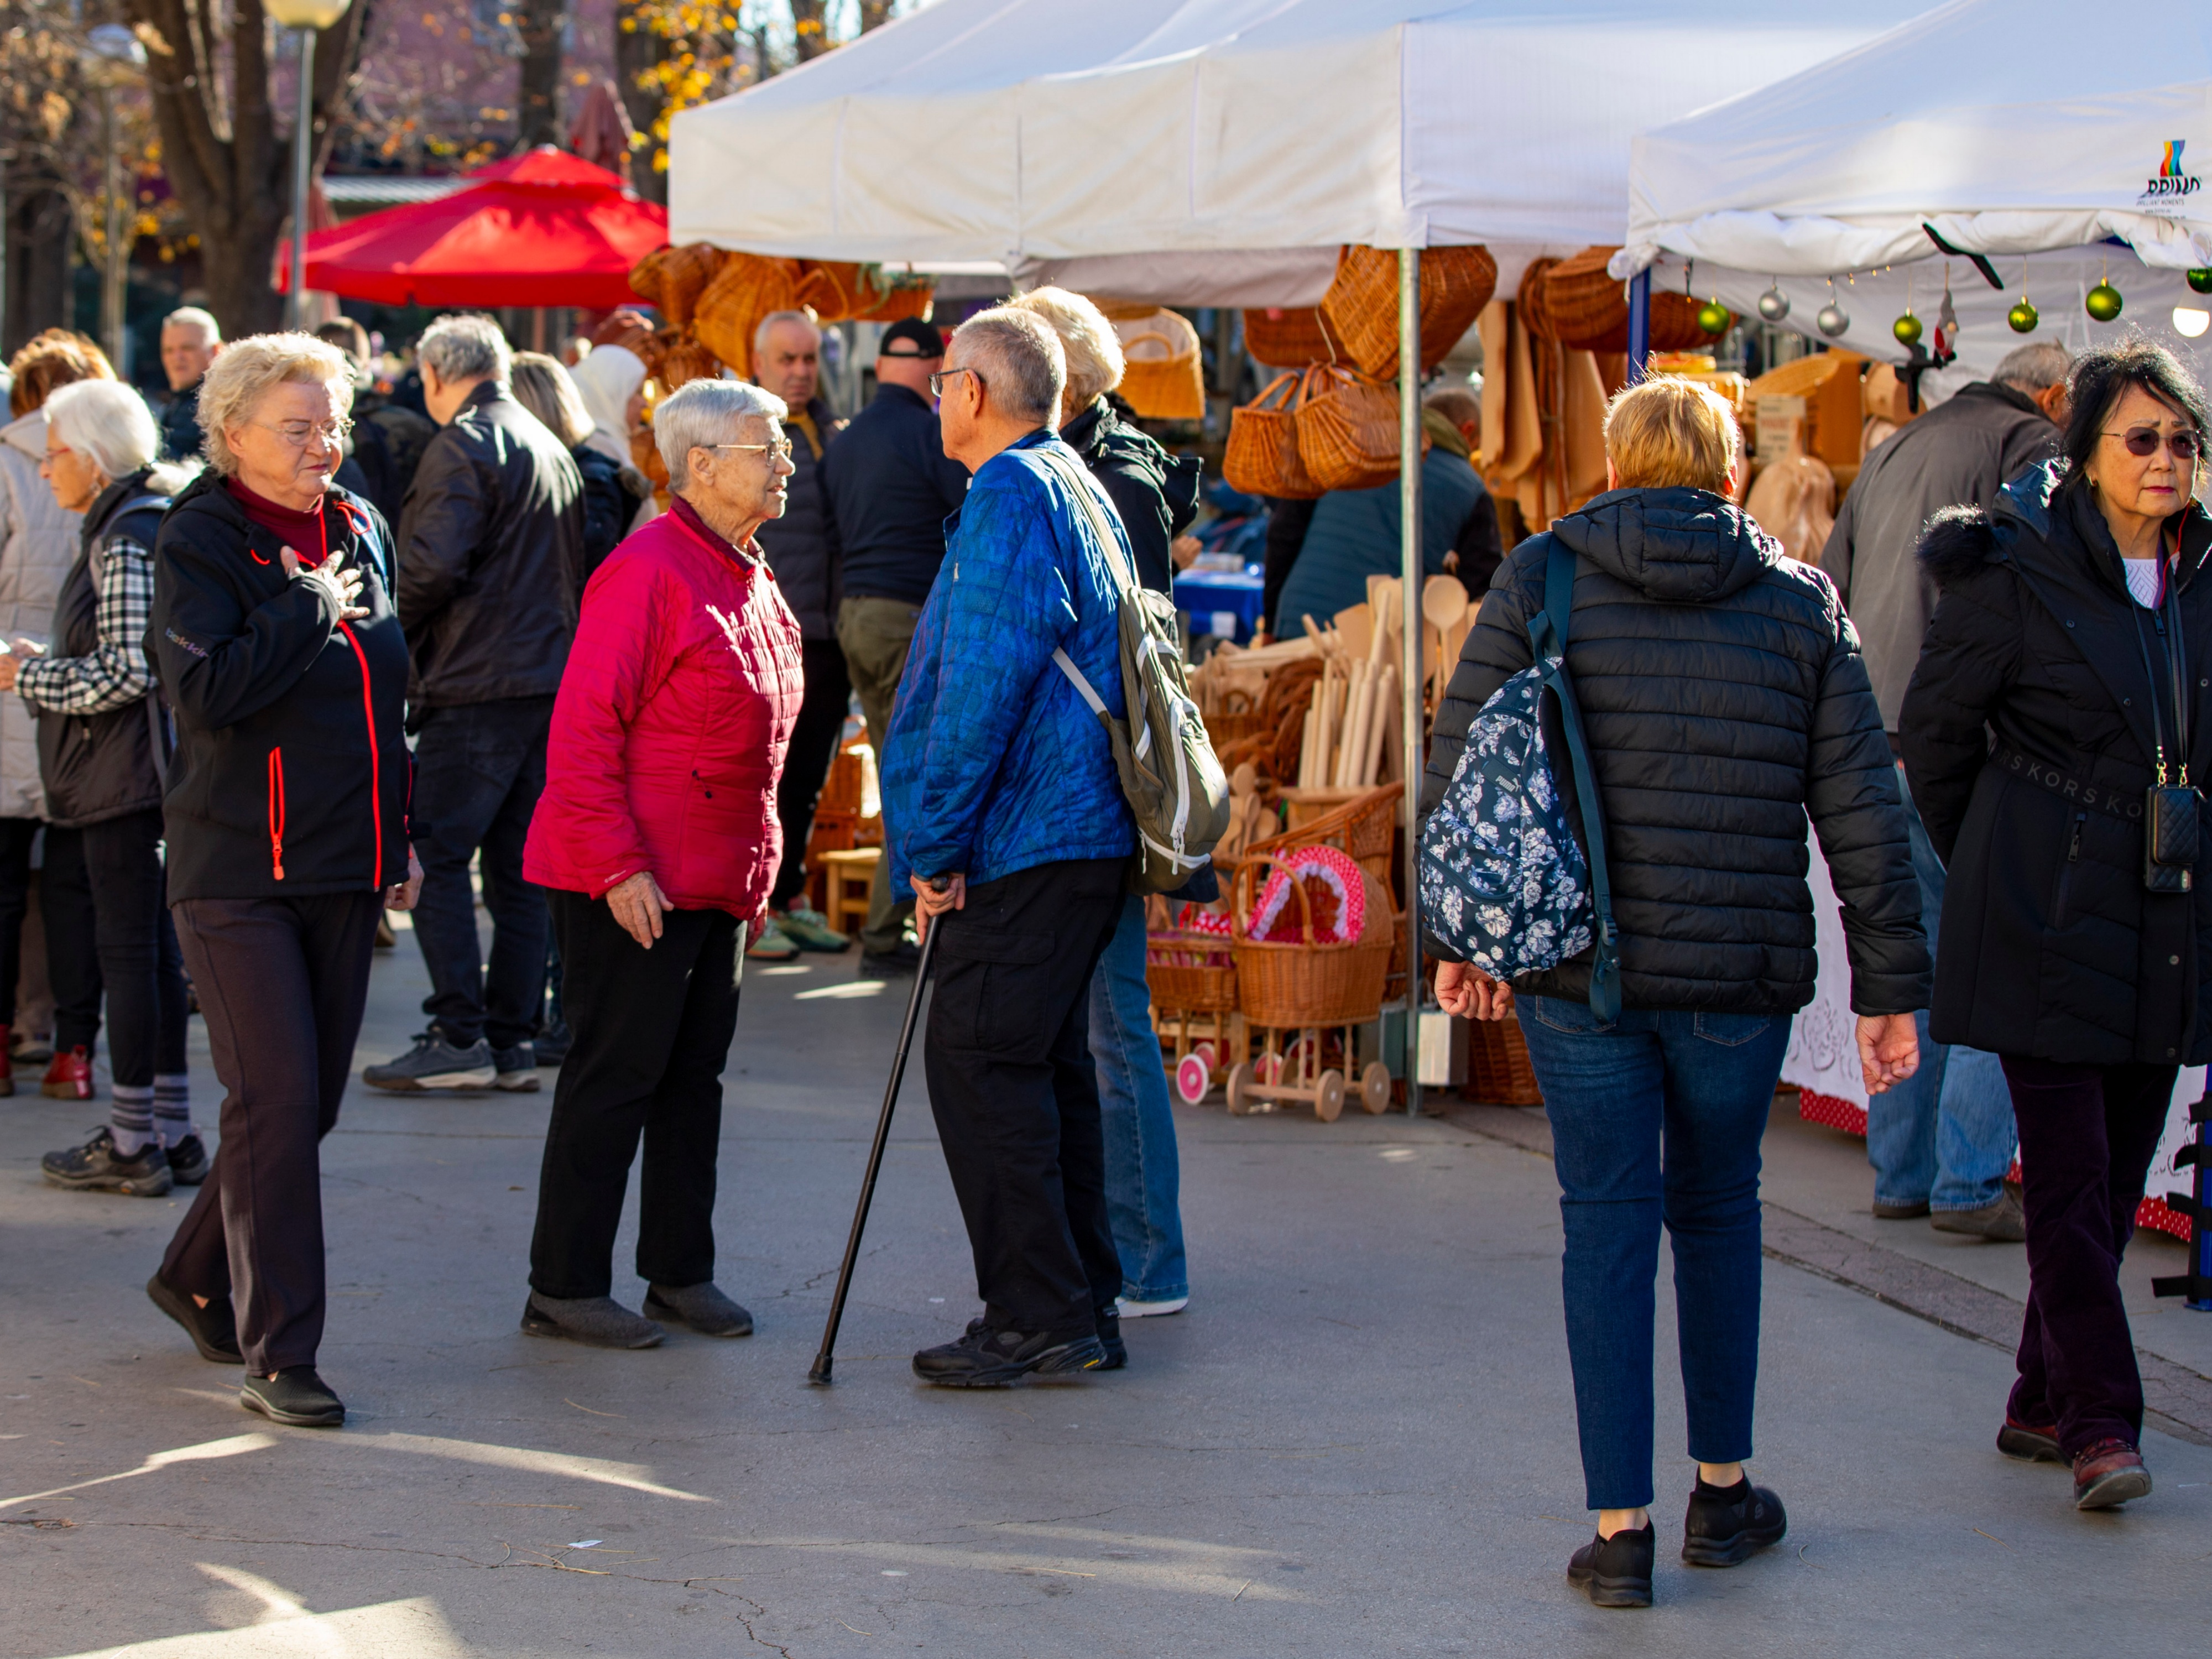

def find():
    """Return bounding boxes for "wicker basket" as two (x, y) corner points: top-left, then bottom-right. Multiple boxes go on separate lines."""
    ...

(1465, 1016), (1543, 1106)
(1523, 248), (1626, 351)
(1230, 851), (1394, 1028)
(1204, 709), (1275, 748)
(1321, 245), (1497, 381)
(1224, 371), (1321, 499)
(628, 243), (730, 328)
(1295, 364), (1400, 493)
(1114, 311), (1207, 421)
(1145, 930), (1240, 1013)
(1243, 306), (1339, 368)
(1651, 291), (1731, 352)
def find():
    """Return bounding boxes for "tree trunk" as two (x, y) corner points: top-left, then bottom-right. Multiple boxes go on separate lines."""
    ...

(613, 0), (667, 206)
(4, 178), (74, 355)
(126, 0), (367, 338)
(858, 1), (895, 29)
(790, 0), (830, 61)
(515, 0), (568, 151)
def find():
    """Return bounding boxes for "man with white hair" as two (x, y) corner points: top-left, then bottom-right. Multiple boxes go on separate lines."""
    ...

(365, 314), (584, 1095)
(883, 306), (1138, 1387)
(157, 306), (222, 463)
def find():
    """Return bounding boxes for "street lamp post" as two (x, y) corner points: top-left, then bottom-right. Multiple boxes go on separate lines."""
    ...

(79, 25), (145, 372)
(262, 0), (353, 332)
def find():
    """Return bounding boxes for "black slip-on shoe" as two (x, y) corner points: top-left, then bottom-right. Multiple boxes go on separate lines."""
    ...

(1094, 1311), (1127, 1371)
(1682, 1478), (1788, 1567)
(165, 1134), (210, 1186)
(239, 1366), (345, 1427)
(521, 1293), (665, 1349)
(1567, 1521), (1653, 1608)
(644, 1282), (754, 1337)
(911, 1319), (1105, 1387)
(147, 1274), (241, 1364)
(1998, 1416), (2063, 1463)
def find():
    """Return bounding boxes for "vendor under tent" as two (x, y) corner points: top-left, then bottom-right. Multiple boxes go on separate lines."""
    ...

(666, 0), (1930, 1111)
(276, 147), (670, 311)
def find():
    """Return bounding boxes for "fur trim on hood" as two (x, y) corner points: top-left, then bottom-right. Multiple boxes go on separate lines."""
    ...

(1916, 504), (2001, 587)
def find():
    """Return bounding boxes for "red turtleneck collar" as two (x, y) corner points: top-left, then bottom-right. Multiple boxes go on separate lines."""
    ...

(227, 478), (329, 566)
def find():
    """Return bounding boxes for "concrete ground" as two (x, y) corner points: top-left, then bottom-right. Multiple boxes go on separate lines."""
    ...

(3, 919), (2209, 1658)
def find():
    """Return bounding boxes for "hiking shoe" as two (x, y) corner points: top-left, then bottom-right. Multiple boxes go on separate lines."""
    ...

(1872, 1197), (1930, 1219)
(239, 1366), (345, 1427)
(1115, 1294), (1188, 1318)
(42, 1126), (173, 1196)
(535, 1020), (571, 1066)
(911, 1319), (1105, 1387)
(644, 1282), (754, 1337)
(1567, 1521), (1653, 1609)
(1094, 1310), (1127, 1371)
(363, 1031), (497, 1092)
(1682, 1477), (1787, 1567)
(745, 918), (801, 961)
(1932, 1187), (2027, 1242)
(147, 1274), (241, 1363)
(166, 1134), (210, 1186)
(777, 906), (851, 952)
(41, 1046), (93, 1100)
(492, 1044), (540, 1092)
(2072, 1438), (2152, 1509)
(1998, 1416), (2063, 1463)
(521, 1292), (665, 1349)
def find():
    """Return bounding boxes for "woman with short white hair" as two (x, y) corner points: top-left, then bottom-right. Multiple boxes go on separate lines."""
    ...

(520, 376), (802, 1349)
(25, 380), (199, 1201)
(143, 332), (421, 1430)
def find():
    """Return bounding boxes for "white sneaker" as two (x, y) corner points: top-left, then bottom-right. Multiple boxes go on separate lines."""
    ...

(1115, 1295), (1188, 1318)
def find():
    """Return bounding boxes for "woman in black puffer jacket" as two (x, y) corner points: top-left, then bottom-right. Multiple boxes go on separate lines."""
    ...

(1901, 339), (2212, 1516)
(1422, 376), (1928, 1609)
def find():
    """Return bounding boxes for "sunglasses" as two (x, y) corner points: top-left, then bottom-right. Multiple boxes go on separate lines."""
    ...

(2104, 425), (2204, 460)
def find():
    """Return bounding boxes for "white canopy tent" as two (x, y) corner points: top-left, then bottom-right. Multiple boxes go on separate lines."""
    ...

(1616, 0), (2212, 382)
(666, 0), (1930, 1108)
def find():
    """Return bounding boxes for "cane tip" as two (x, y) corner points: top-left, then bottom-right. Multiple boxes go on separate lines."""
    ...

(807, 1359), (834, 1385)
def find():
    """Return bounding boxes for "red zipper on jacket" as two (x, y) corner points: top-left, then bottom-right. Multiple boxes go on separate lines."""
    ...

(268, 747), (286, 880)
(336, 619), (383, 891)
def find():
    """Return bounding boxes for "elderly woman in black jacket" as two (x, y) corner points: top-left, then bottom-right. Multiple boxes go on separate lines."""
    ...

(1902, 338), (2212, 1515)
(1425, 376), (1928, 1608)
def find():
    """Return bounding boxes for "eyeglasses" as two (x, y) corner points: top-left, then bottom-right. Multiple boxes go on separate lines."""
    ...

(707, 440), (795, 463)
(2104, 426), (2204, 460)
(927, 366), (982, 398)
(258, 418), (353, 451)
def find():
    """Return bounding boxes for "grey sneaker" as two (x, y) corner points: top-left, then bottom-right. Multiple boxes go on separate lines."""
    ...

(492, 1043), (540, 1092)
(521, 1292), (665, 1349)
(644, 1281), (754, 1337)
(1932, 1186), (2026, 1242)
(363, 1031), (497, 1092)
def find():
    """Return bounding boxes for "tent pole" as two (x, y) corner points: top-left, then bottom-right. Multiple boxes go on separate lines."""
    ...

(1400, 246), (1423, 1117)
(1626, 267), (1651, 385)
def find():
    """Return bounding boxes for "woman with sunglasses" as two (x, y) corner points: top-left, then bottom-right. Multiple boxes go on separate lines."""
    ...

(1903, 337), (2212, 1515)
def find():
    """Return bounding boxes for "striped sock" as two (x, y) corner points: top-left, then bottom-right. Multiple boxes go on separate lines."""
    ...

(111, 1084), (155, 1156)
(154, 1073), (193, 1146)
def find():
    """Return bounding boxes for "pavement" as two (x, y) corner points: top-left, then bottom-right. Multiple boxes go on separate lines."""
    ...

(3, 916), (2210, 1658)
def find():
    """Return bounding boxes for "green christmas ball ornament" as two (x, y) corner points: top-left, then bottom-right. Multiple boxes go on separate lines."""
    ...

(1892, 311), (1923, 346)
(2086, 283), (2124, 322)
(2189, 269), (2212, 295)
(2007, 298), (2039, 333)
(1695, 298), (1731, 335)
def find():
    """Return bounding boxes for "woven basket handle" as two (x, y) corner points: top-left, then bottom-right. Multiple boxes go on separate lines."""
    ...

(1249, 371), (1302, 413)
(1234, 849), (1322, 947)
(1122, 330), (1181, 361)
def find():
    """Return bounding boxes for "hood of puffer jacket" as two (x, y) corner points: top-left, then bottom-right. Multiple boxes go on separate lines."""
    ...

(1547, 486), (1780, 605)
(0, 410), (46, 459)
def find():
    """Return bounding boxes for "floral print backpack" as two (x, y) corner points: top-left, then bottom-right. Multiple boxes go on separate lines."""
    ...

(1417, 541), (1622, 1019)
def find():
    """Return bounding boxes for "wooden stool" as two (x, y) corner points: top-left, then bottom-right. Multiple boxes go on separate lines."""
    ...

(819, 847), (881, 941)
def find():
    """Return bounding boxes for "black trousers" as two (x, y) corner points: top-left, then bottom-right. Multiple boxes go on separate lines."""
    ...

(529, 889), (745, 1300)
(0, 816), (40, 1026)
(2002, 1055), (2176, 1454)
(44, 811), (187, 1086)
(159, 891), (383, 1373)
(770, 638), (854, 912)
(923, 856), (1125, 1338)
(410, 696), (553, 1050)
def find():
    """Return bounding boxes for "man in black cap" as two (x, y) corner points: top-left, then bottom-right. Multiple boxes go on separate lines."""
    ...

(822, 317), (971, 973)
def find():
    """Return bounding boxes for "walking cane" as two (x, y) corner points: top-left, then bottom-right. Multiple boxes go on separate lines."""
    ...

(808, 878), (947, 1385)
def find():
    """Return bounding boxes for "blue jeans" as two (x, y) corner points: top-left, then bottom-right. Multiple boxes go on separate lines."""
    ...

(1866, 774), (2018, 1212)
(1517, 996), (1791, 1511)
(1087, 896), (1189, 1302)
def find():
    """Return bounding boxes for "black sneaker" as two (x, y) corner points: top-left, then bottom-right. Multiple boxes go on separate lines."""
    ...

(363, 1031), (497, 1091)
(239, 1366), (345, 1427)
(166, 1135), (211, 1186)
(859, 941), (922, 978)
(1681, 1477), (1787, 1567)
(492, 1043), (540, 1092)
(1567, 1521), (1654, 1608)
(1094, 1310), (1127, 1371)
(911, 1319), (1105, 1387)
(146, 1274), (241, 1363)
(41, 1126), (173, 1196)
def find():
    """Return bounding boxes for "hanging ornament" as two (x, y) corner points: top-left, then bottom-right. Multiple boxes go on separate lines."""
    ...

(2007, 298), (2039, 333)
(1931, 273), (1959, 367)
(1814, 278), (1849, 338)
(1695, 298), (1731, 335)
(1756, 284), (1791, 322)
(2086, 281), (2124, 322)
(1893, 310), (1923, 345)
(2189, 269), (2212, 295)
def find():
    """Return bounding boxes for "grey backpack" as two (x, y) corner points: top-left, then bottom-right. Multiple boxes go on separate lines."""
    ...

(1042, 451), (1231, 893)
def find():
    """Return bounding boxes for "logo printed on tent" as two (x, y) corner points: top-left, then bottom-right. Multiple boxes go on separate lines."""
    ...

(2144, 139), (2201, 205)
(2162, 140), (2188, 179)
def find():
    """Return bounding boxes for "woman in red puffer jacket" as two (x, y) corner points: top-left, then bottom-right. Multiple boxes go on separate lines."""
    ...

(521, 377), (802, 1351)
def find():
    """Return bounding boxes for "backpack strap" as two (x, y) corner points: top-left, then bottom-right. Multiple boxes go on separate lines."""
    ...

(1525, 541), (1621, 1021)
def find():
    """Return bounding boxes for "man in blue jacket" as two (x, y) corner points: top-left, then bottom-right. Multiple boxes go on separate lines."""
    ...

(883, 306), (1138, 1387)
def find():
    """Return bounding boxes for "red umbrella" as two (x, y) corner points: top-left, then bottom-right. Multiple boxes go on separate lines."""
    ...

(278, 147), (669, 310)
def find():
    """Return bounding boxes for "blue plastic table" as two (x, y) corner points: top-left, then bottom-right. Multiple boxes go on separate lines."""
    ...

(1173, 568), (1266, 644)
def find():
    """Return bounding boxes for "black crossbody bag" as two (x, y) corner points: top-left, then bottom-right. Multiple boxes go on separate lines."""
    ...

(2132, 568), (2199, 892)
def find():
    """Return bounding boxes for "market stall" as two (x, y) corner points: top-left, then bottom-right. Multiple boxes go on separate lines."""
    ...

(1615, 0), (2212, 1233)
(665, 0), (1927, 1110)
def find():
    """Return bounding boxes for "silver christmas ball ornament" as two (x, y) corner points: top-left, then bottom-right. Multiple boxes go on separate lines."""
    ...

(1756, 286), (1791, 322)
(1815, 302), (1850, 338)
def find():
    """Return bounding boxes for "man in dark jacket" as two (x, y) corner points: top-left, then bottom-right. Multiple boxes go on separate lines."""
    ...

(748, 309), (852, 960)
(822, 315), (971, 972)
(314, 319), (437, 528)
(1820, 340), (2070, 1241)
(366, 315), (584, 1094)
(157, 307), (221, 463)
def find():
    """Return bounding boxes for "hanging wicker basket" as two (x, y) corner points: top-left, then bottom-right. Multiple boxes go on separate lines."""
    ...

(1295, 364), (1400, 493)
(1114, 310), (1207, 421)
(1243, 306), (1339, 368)
(1224, 371), (1322, 499)
(628, 243), (731, 330)
(1320, 244), (1496, 380)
